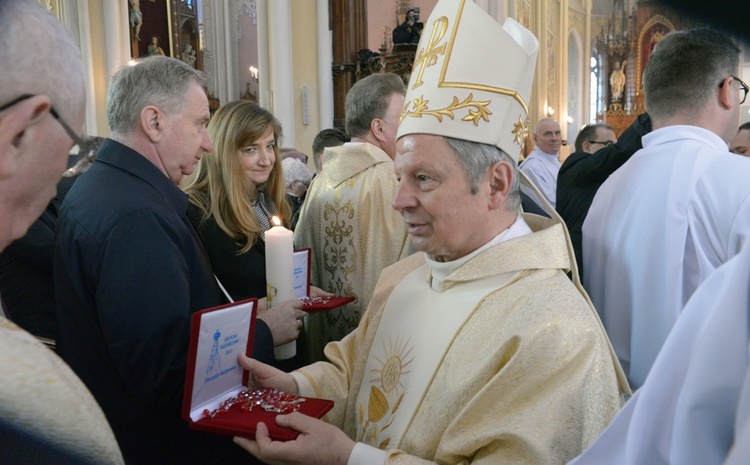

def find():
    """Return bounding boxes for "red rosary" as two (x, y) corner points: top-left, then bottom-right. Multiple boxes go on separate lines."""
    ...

(202, 388), (306, 420)
(300, 296), (332, 305)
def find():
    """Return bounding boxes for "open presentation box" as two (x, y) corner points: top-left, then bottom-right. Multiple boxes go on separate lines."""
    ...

(294, 248), (355, 312)
(182, 298), (334, 440)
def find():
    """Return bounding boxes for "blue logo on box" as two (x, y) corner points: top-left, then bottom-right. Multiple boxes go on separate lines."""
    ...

(206, 329), (221, 375)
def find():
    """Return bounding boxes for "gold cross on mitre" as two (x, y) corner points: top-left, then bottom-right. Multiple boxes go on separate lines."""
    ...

(397, 0), (539, 162)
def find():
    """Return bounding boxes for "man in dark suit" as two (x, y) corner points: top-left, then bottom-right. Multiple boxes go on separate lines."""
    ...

(556, 113), (651, 280)
(55, 56), (253, 464)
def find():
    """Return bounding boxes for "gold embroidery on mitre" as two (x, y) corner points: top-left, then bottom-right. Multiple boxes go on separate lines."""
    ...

(401, 0), (531, 127)
(401, 93), (492, 126)
(412, 16), (449, 90)
(512, 116), (529, 147)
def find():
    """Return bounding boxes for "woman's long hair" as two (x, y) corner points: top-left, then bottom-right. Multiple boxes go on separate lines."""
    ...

(182, 100), (291, 253)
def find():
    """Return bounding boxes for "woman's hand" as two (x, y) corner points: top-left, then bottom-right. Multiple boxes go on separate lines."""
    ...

(309, 286), (334, 298)
(256, 299), (307, 346)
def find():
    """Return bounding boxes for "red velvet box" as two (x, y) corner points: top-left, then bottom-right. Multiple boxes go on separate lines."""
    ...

(182, 298), (334, 440)
(294, 248), (356, 312)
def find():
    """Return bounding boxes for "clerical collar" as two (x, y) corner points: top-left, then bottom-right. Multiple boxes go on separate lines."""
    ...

(533, 146), (559, 157)
(425, 214), (533, 291)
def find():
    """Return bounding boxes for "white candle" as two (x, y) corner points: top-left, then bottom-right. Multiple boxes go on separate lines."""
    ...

(265, 216), (296, 359)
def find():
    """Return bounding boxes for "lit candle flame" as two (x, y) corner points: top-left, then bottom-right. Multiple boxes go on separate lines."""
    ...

(271, 216), (282, 227)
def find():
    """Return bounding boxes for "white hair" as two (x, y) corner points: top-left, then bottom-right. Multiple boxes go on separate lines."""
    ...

(0, 0), (84, 122)
(281, 157), (312, 188)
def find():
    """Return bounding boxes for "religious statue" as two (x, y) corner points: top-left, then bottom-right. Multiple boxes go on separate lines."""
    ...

(182, 44), (197, 68)
(392, 8), (423, 45)
(129, 0), (142, 41)
(610, 60), (627, 103)
(147, 36), (165, 56)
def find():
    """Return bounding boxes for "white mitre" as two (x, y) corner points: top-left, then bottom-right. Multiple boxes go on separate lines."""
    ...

(397, 0), (539, 162)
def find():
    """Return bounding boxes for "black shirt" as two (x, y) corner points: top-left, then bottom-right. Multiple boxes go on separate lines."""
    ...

(55, 139), (252, 465)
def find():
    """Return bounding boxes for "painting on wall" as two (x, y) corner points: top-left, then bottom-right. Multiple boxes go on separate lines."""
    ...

(128, 0), (171, 59)
(637, 17), (673, 93)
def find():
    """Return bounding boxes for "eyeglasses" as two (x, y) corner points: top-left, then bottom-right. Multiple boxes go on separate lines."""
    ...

(0, 94), (95, 177)
(720, 75), (749, 105)
(588, 140), (616, 147)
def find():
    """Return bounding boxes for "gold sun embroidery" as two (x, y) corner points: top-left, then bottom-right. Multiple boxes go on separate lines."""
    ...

(357, 336), (414, 449)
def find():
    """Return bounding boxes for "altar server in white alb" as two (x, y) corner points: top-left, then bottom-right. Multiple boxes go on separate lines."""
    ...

(232, 1), (629, 464)
(569, 232), (750, 465)
(582, 27), (750, 389)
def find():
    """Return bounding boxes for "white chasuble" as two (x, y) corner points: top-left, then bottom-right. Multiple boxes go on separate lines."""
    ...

(354, 263), (521, 449)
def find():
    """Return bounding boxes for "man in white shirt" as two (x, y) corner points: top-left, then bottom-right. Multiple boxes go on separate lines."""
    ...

(520, 117), (562, 207)
(570, 219), (750, 465)
(583, 27), (750, 389)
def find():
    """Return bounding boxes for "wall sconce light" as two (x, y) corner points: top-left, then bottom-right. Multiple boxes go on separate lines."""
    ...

(546, 105), (555, 116)
(249, 65), (259, 83)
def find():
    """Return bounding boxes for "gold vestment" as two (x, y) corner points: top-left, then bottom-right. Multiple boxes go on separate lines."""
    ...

(294, 143), (411, 364)
(294, 216), (626, 464)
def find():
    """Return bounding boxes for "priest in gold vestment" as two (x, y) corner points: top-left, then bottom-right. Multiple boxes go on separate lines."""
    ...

(234, 1), (629, 464)
(295, 73), (411, 364)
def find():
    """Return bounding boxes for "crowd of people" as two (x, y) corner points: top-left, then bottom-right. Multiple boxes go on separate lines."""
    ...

(2, 0), (750, 464)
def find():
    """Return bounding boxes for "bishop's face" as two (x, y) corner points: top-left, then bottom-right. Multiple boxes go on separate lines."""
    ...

(392, 134), (497, 262)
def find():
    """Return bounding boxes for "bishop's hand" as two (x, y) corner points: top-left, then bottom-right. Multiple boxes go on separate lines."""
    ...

(234, 412), (355, 465)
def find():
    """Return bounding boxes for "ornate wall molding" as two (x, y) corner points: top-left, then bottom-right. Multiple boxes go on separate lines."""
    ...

(237, 0), (257, 23)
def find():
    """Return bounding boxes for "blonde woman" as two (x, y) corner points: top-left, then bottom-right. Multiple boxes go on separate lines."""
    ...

(183, 101), (324, 367)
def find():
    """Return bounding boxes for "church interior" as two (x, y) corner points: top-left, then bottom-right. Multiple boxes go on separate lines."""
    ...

(6, 1), (750, 462)
(41, 0), (750, 162)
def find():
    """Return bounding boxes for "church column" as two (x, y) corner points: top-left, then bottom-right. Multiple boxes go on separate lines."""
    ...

(583, 0), (592, 123)
(255, 0), (270, 111)
(203, 0), (239, 106)
(221, 1), (239, 103)
(559, 0), (569, 143)
(316, 0), (334, 128)
(266, 0), (296, 148)
(531, 0), (546, 126)
(57, 0), (97, 135)
(100, 0), (129, 83)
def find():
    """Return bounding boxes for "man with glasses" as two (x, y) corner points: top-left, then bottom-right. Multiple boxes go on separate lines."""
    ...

(574, 123), (618, 155)
(582, 28), (750, 390)
(0, 0), (124, 463)
(556, 116), (651, 281)
(54, 56), (251, 464)
(0, 134), (103, 343)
